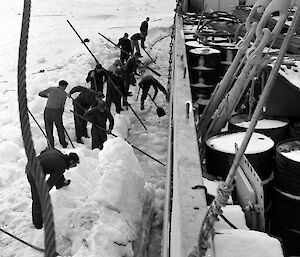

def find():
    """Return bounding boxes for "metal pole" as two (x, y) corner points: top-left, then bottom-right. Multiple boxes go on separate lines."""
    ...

(139, 42), (157, 64)
(27, 108), (52, 148)
(67, 20), (99, 64)
(62, 126), (75, 148)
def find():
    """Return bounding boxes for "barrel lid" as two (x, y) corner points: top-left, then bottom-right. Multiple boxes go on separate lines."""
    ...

(202, 28), (216, 33)
(185, 12), (197, 16)
(183, 30), (195, 35)
(196, 93), (210, 99)
(277, 139), (300, 162)
(183, 25), (195, 30)
(207, 36), (229, 43)
(185, 41), (206, 48)
(196, 98), (210, 105)
(190, 65), (215, 71)
(208, 42), (237, 48)
(230, 114), (289, 129)
(190, 83), (215, 88)
(206, 132), (274, 154)
(189, 47), (220, 55)
(184, 34), (195, 40)
(183, 27), (197, 32)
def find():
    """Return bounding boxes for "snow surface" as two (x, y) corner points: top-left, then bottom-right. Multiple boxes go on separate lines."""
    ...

(0, 0), (284, 256)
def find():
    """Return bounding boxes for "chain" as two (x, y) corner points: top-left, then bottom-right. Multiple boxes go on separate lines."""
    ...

(167, 11), (177, 92)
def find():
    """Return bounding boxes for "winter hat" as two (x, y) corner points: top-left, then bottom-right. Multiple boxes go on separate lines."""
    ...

(114, 67), (122, 77)
(59, 80), (68, 87)
(68, 152), (79, 163)
(96, 63), (102, 69)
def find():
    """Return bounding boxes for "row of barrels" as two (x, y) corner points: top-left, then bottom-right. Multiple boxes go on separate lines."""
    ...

(205, 114), (300, 256)
(183, 14), (300, 256)
(183, 23), (238, 113)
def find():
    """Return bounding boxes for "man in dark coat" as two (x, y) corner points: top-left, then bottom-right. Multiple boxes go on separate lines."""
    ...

(130, 33), (145, 55)
(39, 80), (68, 148)
(106, 67), (126, 114)
(26, 148), (80, 229)
(140, 17), (150, 49)
(84, 100), (114, 150)
(68, 86), (99, 144)
(138, 74), (167, 110)
(117, 33), (132, 64)
(123, 52), (142, 106)
(86, 63), (108, 93)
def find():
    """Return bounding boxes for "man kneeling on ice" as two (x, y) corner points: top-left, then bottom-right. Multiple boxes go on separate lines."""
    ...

(26, 148), (80, 229)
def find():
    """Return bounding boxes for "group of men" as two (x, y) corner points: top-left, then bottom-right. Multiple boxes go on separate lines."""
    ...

(117, 17), (150, 61)
(27, 16), (168, 229)
(37, 16), (168, 151)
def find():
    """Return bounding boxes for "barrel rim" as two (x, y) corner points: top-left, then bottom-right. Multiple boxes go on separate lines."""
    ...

(274, 186), (300, 201)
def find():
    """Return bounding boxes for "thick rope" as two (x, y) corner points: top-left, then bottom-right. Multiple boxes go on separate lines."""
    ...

(17, 0), (57, 256)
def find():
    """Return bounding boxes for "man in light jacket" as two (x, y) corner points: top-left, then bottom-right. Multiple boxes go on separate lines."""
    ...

(39, 80), (68, 148)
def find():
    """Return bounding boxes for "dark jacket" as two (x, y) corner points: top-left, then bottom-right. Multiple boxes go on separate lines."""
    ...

(140, 21), (148, 35)
(106, 71), (126, 99)
(139, 75), (167, 101)
(26, 149), (70, 190)
(69, 86), (97, 110)
(130, 33), (143, 41)
(86, 69), (108, 92)
(125, 57), (139, 74)
(117, 37), (132, 54)
(84, 108), (114, 130)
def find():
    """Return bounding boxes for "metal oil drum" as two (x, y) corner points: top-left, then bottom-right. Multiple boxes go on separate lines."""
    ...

(205, 131), (275, 180)
(271, 139), (300, 255)
(189, 47), (221, 85)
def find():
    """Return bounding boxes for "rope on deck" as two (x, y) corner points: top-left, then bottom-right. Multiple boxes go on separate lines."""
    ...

(17, 0), (57, 256)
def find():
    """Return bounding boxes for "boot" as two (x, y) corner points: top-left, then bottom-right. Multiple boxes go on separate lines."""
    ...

(61, 142), (68, 148)
(77, 138), (83, 144)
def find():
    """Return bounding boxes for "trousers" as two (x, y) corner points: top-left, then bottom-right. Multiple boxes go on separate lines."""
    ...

(44, 108), (67, 148)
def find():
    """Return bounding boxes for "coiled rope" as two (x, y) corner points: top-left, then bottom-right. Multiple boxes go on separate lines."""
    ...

(17, 0), (57, 256)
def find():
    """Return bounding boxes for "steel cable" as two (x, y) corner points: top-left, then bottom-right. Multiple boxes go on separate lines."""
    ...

(17, 0), (57, 256)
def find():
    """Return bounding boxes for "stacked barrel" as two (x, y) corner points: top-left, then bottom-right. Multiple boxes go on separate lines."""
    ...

(182, 13), (237, 115)
(183, 10), (300, 257)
